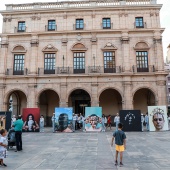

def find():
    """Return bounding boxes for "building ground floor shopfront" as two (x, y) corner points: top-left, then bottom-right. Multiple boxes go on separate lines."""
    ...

(0, 74), (167, 126)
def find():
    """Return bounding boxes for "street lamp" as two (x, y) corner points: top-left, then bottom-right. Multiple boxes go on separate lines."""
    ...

(62, 55), (65, 68)
(93, 54), (95, 69)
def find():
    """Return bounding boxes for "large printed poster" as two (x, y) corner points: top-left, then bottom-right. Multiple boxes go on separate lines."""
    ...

(120, 110), (141, 132)
(85, 107), (102, 132)
(22, 108), (40, 132)
(0, 112), (12, 131)
(55, 107), (73, 132)
(148, 106), (168, 131)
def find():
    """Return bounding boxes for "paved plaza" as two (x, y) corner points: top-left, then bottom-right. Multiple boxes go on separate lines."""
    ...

(4, 128), (170, 170)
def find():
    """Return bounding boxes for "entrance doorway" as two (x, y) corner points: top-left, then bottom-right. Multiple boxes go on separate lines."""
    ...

(68, 89), (91, 116)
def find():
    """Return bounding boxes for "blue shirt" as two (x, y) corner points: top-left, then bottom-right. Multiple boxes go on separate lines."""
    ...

(113, 130), (126, 145)
(13, 119), (24, 131)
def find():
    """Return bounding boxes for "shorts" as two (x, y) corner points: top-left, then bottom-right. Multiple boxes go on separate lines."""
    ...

(115, 144), (125, 152)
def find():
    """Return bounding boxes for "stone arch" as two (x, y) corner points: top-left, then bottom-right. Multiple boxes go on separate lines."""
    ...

(133, 86), (157, 113)
(67, 87), (91, 100)
(37, 88), (60, 126)
(4, 88), (27, 104)
(4, 88), (27, 115)
(134, 41), (150, 50)
(36, 88), (60, 104)
(132, 86), (157, 100)
(99, 87), (123, 116)
(71, 43), (88, 51)
(98, 87), (123, 101)
(12, 45), (27, 53)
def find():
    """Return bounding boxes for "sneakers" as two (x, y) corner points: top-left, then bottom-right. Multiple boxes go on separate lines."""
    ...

(115, 160), (118, 166)
(120, 162), (123, 167)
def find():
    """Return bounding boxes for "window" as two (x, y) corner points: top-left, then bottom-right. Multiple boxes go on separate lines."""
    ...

(76, 19), (84, 30)
(48, 20), (56, 31)
(136, 51), (148, 72)
(13, 54), (25, 75)
(73, 52), (85, 73)
(168, 88), (170, 93)
(44, 53), (55, 74)
(102, 18), (111, 29)
(18, 22), (26, 32)
(135, 17), (144, 28)
(168, 77), (170, 81)
(104, 52), (116, 73)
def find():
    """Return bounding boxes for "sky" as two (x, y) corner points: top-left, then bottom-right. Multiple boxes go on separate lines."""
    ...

(0, 0), (169, 61)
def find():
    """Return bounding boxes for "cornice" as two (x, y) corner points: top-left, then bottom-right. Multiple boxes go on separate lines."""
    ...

(0, 5), (162, 15)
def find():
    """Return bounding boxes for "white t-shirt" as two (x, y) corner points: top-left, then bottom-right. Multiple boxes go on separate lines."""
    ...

(114, 116), (120, 123)
(0, 136), (7, 159)
(104, 117), (107, 123)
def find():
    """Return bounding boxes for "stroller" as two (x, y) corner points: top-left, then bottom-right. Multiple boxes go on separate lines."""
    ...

(7, 128), (16, 150)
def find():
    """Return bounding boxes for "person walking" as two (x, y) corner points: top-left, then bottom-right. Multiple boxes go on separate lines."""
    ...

(11, 115), (16, 127)
(72, 113), (77, 132)
(102, 115), (106, 132)
(0, 129), (8, 167)
(51, 113), (56, 133)
(141, 113), (145, 131)
(111, 123), (126, 167)
(107, 115), (112, 130)
(145, 113), (149, 131)
(13, 115), (23, 152)
(114, 113), (120, 131)
(40, 115), (44, 132)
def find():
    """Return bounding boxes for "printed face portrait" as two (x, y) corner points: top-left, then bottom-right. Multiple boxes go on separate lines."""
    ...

(152, 113), (165, 131)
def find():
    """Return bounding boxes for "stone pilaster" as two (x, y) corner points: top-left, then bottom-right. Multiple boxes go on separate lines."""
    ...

(153, 31), (164, 71)
(30, 35), (39, 74)
(27, 85), (36, 108)
(0, 36), (8, 75)
(91, 82), (99, 107)
(122, 78), (133, 110)
(0, 84), (5, 111)
(59, 81), (68, 107)
(121, 32), (130, 72)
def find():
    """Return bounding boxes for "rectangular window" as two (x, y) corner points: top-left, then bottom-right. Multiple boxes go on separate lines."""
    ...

(76, 19), (84, 30)
(135, 17), (144, 28)
(168, 88), (170, 93)
(73, 52), (85, 73)
(44, 53), (55, 74)
(13, 54), (24, 75)
(104, 52), (116, 73)
(136, 51), (148, 72)
(48, 20), (56, 31)
(102, 18), (111, 29)
(18, 22), (26, 32)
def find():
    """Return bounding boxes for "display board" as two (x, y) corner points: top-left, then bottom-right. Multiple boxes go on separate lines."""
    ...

(120, 110), (141, 132)
(0, 112), (12, 131)
(148, 106), (168, 131)
(85, 107), (102, 132)
(22, 108), (40, 132)
(55, 107), (73, 132)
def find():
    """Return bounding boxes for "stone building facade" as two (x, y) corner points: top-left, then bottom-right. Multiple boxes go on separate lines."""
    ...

(0, 0), (167, 125)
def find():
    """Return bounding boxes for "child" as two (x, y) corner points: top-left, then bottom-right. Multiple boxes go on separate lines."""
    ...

(40, 115), (44, 132)
(111, 123), (126, 167)
(0, 129), (8, 167)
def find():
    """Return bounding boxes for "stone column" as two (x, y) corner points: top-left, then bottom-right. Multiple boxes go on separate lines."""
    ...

(59, 81), (68, 107)
(91, 82), (99, 107)
(0, 85), (5, 111)
(122, 78), (133, 110)
(156, 79), (167, 106)
(27, 85), (36, 108)
(29, 35), (39, 74)
(121, 32), (130, 72)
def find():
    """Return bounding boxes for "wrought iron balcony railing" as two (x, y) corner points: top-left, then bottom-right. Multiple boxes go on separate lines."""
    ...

(14, 26), (26, 33)
(134, 22), (147, 28)
(6, 68), (28, 75)
(45, 25), (57, 31)
(132, 65), (155, 73)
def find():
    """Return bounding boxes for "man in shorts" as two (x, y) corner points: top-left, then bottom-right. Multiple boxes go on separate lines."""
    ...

(111, 123), (126, 167)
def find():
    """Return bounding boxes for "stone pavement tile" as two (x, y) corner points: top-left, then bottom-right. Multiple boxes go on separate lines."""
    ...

(36, 163), (58, 169)
(82, 151), (97, 156)
(153, 159), (170, 168)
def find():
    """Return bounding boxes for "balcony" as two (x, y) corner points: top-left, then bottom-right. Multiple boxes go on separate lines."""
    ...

(132, 65), (155, 73)
(6, 68), (28, 75)
(73, 24), (85, 30)
(101, 23), (113, 29)
(14, 26), (26, 33)
(37, 66), (122, 75)
(134, 22), (147, 28)
(45, 25), (57, 31)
